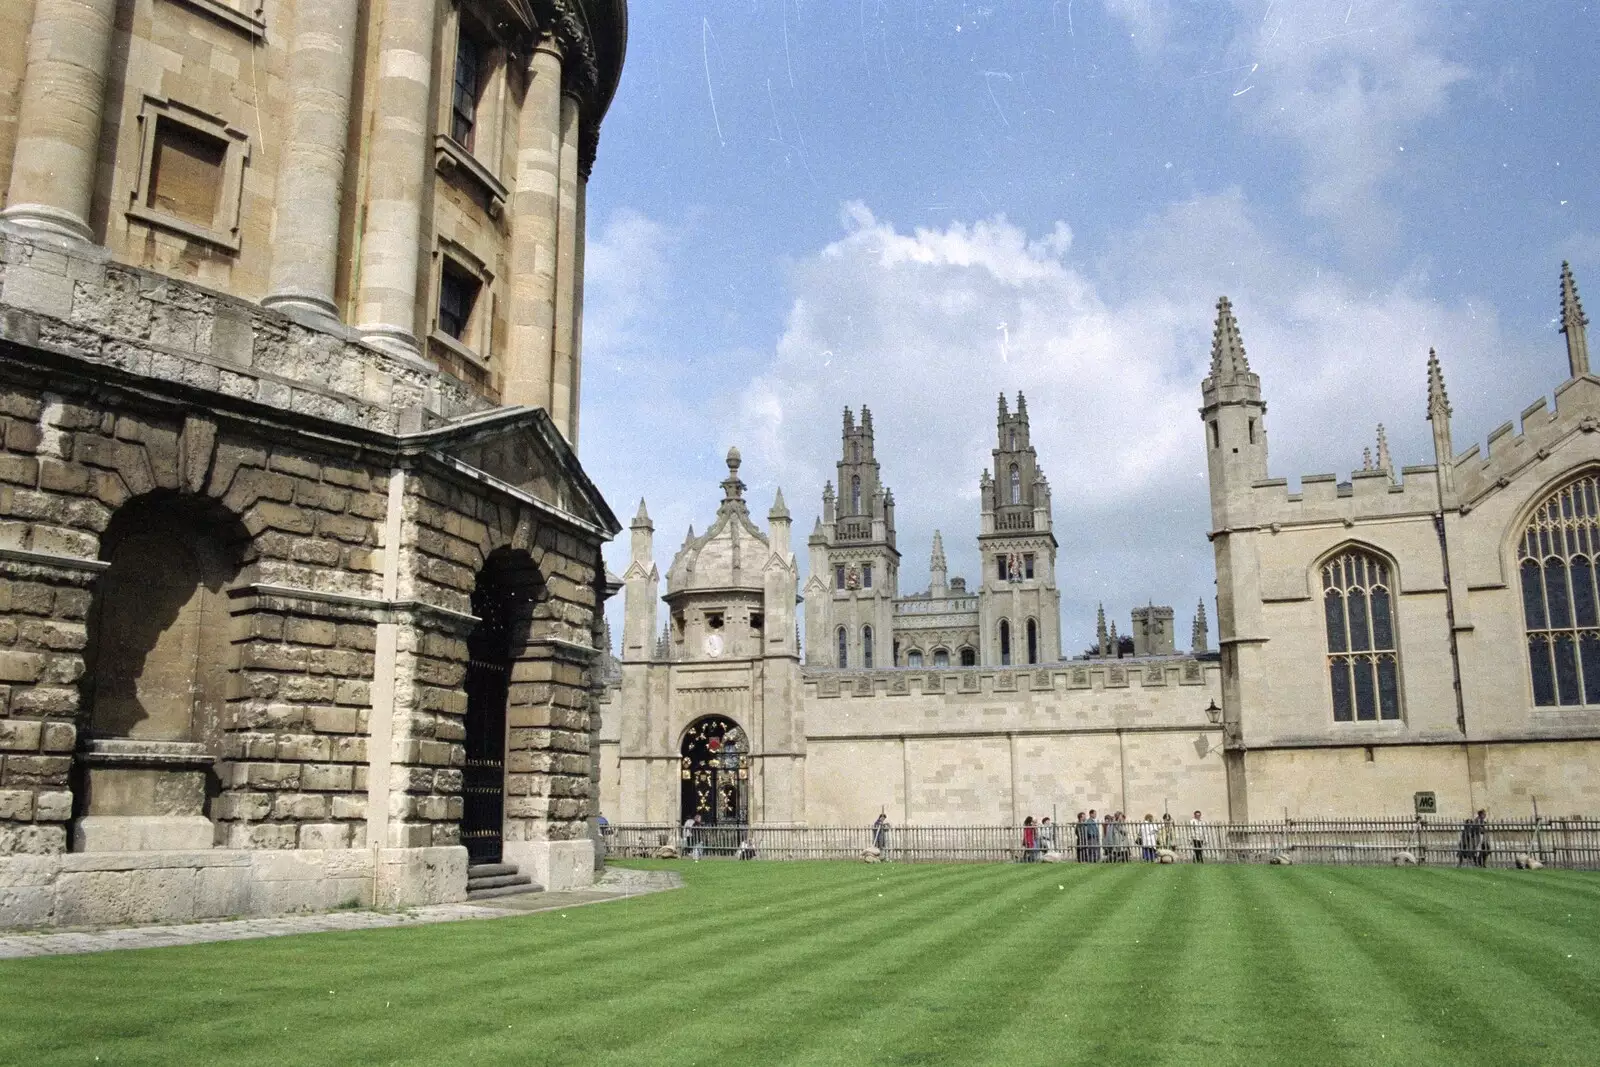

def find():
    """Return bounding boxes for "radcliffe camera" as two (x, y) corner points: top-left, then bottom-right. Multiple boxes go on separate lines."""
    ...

(0, 3), (1595, 1065)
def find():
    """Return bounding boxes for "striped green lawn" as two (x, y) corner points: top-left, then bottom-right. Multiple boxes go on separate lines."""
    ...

(2, 861), (1598, 1066)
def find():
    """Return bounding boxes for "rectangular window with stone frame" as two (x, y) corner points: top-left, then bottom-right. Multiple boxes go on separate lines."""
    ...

(127, 96), (250, 252)
(452, 22), (487, 150)
(438, 259), (480, 341)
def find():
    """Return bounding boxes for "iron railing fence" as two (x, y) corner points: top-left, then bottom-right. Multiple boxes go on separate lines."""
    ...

(605, 818), (1600, 869)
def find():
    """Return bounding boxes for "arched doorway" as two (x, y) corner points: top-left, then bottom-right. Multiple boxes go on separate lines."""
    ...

(680, 716), (749, 827)
(460, 551), (529, 864)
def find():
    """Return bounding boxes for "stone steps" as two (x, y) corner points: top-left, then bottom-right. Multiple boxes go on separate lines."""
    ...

(466, 862), (539, 900)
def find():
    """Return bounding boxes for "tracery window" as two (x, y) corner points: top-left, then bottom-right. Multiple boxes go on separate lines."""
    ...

(999, 619), (1011, 666)
(862, 626), (874, 669)
(1520, 472), (1600, 706)
(837, 626), (848, 668)
(1322, 549), (1400, 721)
(1009, 465), (1021, 505)
(851, 476), (861, 513)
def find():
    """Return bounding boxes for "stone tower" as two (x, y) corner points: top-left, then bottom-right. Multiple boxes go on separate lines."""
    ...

(621, 500), (658, 662)
(977, 393), (1061, 665)
(806, 407), (900, 667)
(1131, 604), (1176, 656)
(1201, 296), (1268, 816)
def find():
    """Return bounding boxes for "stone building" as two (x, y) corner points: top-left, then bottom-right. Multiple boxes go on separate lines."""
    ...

(805, 394), (1063, 671)
(1207, 270), (1600, 819)
(0, 0), (627, 928)
(602, 401), (1224, 829)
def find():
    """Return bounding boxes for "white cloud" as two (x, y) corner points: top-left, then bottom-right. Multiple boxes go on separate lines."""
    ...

(720, 195), (1540, 653)
(582, 208), (671, 354)
(1101, 0), (1469, 250)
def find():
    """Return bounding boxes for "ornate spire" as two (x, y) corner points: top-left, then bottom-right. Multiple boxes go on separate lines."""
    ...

(1096, 603), (1108, 657)
(655, 622), (670, 660)
(1209, 296), (1250, 379)
(1426, 348), (1451, 421)
(1362, 447), (1373, 471)
(769, 487), (789, 520)
(1375, 423), (1392, 477)
(1016, 392), (1028, 418)
(1109, 620), (1120, 658)
(861, 406), (874, 433)
(998, 392), (1008, 418)
(842, 406), (854, 432)
(1192, 599), (1209, 655)
(719, 446), (746, 506)
(1562, 261), (1590, 378)
(683, 524), (696, 547)
(930, 530), (947, 571)
(632, 498), (651, 526)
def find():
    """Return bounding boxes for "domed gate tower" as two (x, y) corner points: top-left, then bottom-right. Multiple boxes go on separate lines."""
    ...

(680, 716), (749, 826)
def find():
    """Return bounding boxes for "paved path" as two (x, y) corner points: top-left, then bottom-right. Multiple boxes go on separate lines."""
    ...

(0, 866), (681, 960)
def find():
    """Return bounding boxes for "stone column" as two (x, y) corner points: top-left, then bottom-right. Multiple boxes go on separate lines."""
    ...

(549, 92), (582, 440)
(568, 173), (587, 445)
(505, 37), (564, 409)
(262, 0), (361, 324)
(0, 0), (118, 241)
(354, 0), (440, 360)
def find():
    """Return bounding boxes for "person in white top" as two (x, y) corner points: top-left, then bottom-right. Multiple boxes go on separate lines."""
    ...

(1139, 814), (1159, 861)
(1190, 810), (1206, 863)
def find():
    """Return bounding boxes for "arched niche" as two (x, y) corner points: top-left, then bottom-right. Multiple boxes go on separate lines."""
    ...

(76, 493), (247, 852)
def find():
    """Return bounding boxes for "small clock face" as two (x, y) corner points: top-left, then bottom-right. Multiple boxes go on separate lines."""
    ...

(703, 633), (724, 657)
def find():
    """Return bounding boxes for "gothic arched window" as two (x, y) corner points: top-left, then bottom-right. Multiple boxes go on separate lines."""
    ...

(1322, 548), (1400, 721)
(837, 626), (848, 669)
(960, 647), (976, 666)
(851, 475), (861, 513)
(1026, 619), (1039, 665)
(862, 625), (874, 669)
(907, 649), (923, 668)
(933, 648), (950, 667)
(1520, 472), (1600, 706)
(999, 619), (1012, 666)
(1009, 464), (1021, 505)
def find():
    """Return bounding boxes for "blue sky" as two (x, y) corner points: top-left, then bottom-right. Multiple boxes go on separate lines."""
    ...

(579, 0), (1599, 656)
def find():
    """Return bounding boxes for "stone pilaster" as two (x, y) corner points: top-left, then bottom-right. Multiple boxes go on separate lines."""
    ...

(0, 0), (118, 242)
(506, 38), (564, 409)
(262, 0), (362, 324)
(550, 91), (582, 440)
(354, 0), (440, 360)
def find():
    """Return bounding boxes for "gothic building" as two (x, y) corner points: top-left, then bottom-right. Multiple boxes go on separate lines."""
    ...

(0, 0), (628, 929)
(1206, 266), (1600, 819)
(805, 394), (1064, 672)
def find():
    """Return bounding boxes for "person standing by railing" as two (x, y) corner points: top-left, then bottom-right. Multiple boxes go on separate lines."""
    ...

(1039, 816), (1056, 858)
(1085, 809), (1102, 862)
(1140, 814), (1158, 861)
(872, 812), (890, 857)
(1191, 810), (1207, 863)
(1022, 816), (1038, 861)
(1074, 812), (1087, 861)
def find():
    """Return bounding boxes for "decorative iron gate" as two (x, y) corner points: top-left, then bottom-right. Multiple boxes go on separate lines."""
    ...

(680, 716), (749, 827)
(461, 564), (515, 864)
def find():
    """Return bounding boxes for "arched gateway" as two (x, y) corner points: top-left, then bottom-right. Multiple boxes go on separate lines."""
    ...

(681, 716), (749, 826)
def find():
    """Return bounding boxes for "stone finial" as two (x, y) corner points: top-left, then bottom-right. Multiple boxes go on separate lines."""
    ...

(811, 515), (824, 536)
(632, 498), (651, 527)
(1209, 296), (1250, 379)
(1362, 447), (1373, 471)
(1426, 348), (1451, 421)
(1562, 262), (1590, 378)
(998, 392), (1009, 418)
(683, 524), (696, 546)
(843, 406), (854, 432)
(1192, 598), (1209, 654)
(1375, 423), (1392, 477)
(1016, 391), (1028, 417)
(861, 406), (874, 433)
(720, 447), (746, 505)
(655, 622), (670, 660)
(769, 487), (789, 520)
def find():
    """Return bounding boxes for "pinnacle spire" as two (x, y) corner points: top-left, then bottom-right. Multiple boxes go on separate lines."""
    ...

(769, 487), (789, 520)
(1362, 447), (1373, 471)
(1562, 262), (1590, 378)
(1096, 603), (1108, 657)
(632, 498), (651, 525)
(1192, 599), (1209, 654)
(930, 530), (947, 570)
(1209, 296), (1250, 379)
(1426, 348), (1451, 421)
(998, 392), (1008, 418)
(1375, 423), (1392, 477)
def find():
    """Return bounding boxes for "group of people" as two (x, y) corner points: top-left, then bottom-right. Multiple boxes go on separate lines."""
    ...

(1063, 810), (1209, 863)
